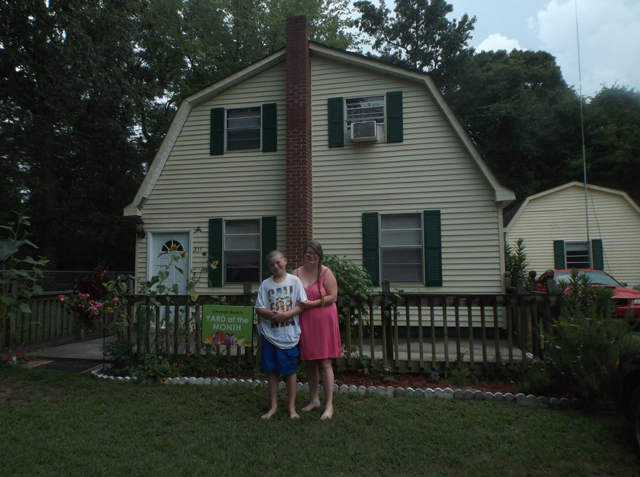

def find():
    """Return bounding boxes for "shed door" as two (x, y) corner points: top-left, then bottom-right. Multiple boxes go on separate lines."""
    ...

(149, 232), (190, 294)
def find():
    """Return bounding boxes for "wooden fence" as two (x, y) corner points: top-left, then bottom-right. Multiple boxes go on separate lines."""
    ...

(102, 278), (561, 373)
(3, 272), (562, 373)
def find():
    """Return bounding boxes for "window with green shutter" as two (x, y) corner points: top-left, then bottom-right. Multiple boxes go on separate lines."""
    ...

(362, 210), (442, 287)
(552, 239), (604, 270)
(386, 91), (403, 143)
(362, 213), (380, 286)
(210, 104), (277, 154)
(330, 91), (404, 146)
(208, 216), (277, 286)
(423, 210), (442, 286)
(328, 97), (344, 148)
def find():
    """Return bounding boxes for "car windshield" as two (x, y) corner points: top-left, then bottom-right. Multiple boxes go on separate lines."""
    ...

(555, 271), (621, 287)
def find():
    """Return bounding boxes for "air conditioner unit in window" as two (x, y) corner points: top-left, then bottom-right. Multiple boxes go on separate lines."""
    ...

(351, 121), (378, 143)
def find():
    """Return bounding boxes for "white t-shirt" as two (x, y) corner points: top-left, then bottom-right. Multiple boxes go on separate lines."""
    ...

(255, 273), (307, 349)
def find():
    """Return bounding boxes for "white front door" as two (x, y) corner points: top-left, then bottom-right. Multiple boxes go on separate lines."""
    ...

(149, 232), (190, 294)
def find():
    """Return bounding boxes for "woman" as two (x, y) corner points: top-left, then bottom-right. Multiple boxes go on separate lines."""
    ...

(294, 240), (341, 421)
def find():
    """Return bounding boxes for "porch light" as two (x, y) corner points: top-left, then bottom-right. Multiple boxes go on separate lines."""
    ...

(135, 217), (146, 239)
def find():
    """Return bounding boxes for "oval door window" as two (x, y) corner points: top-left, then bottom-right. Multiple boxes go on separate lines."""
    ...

(161, 240), (184, 253)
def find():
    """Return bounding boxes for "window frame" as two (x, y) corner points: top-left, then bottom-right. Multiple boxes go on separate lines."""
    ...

(225, 106), (262, 153)
(379, 212), (424, 284)
(565, 241), (591, 269)
(344, 95), (386, 127)
(223, 219), (261, 284)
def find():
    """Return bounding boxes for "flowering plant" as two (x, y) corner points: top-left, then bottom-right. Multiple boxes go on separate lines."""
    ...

(59, 293), (104, 328)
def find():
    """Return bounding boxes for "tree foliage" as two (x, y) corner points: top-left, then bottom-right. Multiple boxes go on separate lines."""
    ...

(0, 0), (355, 270)
(447, 50), (582, 199)
(570, 86), (640, 204)
(354, 0), (475, 93)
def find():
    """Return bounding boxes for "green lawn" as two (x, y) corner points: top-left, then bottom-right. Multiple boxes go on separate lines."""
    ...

(1, 367), (639, 476)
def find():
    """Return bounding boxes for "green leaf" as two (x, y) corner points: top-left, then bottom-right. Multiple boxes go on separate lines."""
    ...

(19, 303), (32, 314)
(190, 290), (199, 302)
(176, 267), (184, 274)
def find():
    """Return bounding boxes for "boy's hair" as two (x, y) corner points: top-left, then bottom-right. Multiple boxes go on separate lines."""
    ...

(266, 250), (285, 263)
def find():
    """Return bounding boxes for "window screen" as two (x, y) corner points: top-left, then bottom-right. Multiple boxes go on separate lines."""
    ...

(227, 107), (261, 151)
(345, 96), (385, 125)
(224, 220), (261, 283)
(565, 241), (591, 269)
(381, 214), (423, 283)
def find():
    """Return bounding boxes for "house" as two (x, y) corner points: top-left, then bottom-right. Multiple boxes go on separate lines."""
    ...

(124, 16), (515, 297)
(504, 181), (640, 287)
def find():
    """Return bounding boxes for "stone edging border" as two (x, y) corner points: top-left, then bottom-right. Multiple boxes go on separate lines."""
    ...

(91, 369), (580, 410)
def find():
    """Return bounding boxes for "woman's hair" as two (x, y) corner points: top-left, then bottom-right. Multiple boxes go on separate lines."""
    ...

(304, 240), (325, 307)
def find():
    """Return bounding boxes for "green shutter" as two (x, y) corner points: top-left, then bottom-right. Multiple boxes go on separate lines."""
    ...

(591, 239), (604, 270)
(362, 213), (380, 287)
(261, 216), (277, 280)
(210, 108), (225, 155)
(386, 91), (403, 143)
(553, 241), (565, 269)
(262, 103), (277, 152)
(423, 210), (442, 286)
(328, 97), (344, 148)
(208, 218), (223, 287)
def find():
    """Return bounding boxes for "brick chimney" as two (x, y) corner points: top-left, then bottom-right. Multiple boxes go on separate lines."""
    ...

(285, 16), (313, 267)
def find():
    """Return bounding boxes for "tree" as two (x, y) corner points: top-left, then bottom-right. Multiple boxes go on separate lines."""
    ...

(0, 0), (356, 271)
(354, 0), (475, 93)
(446, 50), (582, 199)
(571, 86), (640, 204)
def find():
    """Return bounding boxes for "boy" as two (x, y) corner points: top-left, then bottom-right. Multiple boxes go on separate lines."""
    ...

(255, 250), (307, 419)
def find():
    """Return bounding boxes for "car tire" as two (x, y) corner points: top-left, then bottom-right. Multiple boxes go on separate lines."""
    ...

(630, 387), (640, 457)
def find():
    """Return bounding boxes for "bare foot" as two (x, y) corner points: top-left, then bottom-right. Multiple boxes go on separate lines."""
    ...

(302, 401), (321, 412)
(289, 410), (300, 419)
(320, 405), (333, 421)
(261, 408), (277, 420)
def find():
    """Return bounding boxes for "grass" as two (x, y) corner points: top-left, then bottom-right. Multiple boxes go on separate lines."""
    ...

(1, 367), (639, 476)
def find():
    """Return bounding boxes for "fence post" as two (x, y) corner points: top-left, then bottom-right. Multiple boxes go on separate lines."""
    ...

(10, 281), (19, 349)
(243, 282), (253, 363)
(528, 270), (537, 293)
(504, 271), (512, 289)
(382, 280), (393, 362)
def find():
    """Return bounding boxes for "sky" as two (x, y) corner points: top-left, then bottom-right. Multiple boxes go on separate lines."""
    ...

(361, 0), (640, 97)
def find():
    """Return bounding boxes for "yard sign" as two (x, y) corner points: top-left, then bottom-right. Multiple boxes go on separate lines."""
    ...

(202, 305), (254, 347)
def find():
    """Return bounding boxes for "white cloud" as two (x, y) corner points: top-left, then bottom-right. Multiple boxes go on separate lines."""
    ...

(533, 0), (640, 96)
(476, 34), (524, 53)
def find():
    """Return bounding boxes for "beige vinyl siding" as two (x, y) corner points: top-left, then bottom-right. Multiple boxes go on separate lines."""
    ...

(507, 185), (640, 286)
(136, 62), (287, 293)
(311, 54), (503, 294)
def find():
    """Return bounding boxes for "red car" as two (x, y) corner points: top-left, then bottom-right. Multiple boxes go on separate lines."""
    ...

(537, 269), (640, 320)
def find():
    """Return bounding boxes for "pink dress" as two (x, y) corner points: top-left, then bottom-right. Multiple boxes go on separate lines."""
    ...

(297, 269), (342, 361)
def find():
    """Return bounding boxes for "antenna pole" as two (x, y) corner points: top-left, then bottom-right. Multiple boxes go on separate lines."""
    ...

(575, 0), (590, 244)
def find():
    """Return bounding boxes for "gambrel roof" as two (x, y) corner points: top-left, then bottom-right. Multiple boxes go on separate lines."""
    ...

(124, 42), (514, 216)
(504, 181), (640, 231)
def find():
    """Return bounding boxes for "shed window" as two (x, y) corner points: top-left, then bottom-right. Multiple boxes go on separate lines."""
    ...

(565, 241), (590, 268)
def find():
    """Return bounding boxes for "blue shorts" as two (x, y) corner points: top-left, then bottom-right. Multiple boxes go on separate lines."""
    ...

(260, 335), (299, 375)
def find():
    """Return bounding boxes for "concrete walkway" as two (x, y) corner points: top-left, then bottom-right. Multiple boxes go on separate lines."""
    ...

(33, 335), (116, 361)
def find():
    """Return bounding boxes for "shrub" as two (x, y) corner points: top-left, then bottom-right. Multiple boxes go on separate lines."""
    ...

(323, 254), (373, 338)
(505, 238), (528, 280)
(518, 270), (631, 401)
(102, 340), (135, 370)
